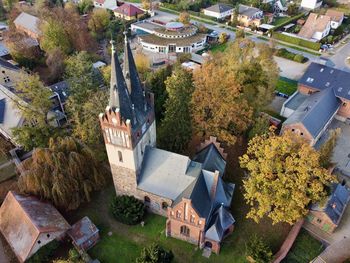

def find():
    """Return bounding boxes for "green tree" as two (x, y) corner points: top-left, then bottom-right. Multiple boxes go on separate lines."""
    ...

(145, 65), (172, 122)
(111, 195), (145, 225)
(11, 73), (61, 149)
(18, 137), (107, 210)
(77, 0), (93, 14)
(136, 243), (174, 263)
(88, 8), (111, 39)
(236, 29), (245, 39)
(319, 128), (341, 169)
(158, 67), (194, 153)
(245, 235), (273, 263)
(40, 17), (72, 54)
(239, 130), (336, 224)
(248, 115), (270, 139)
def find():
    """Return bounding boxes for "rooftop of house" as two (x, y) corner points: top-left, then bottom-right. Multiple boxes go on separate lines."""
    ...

(114, 3), (144, 17)
(284, 91), (309, 111)
(325, 9), (344, 22)
(204, 3), (234, 13)
(238, 4), (262, 17)
(298, 13), (330, 39)
(139, 33), (207, 46)
(67, 217), (99, 247)
(13, 12), (41, 36)
(283, 87), (341, 139)
(49, 81), (69, 104)
(311, 184), (350, 225)
(0, 57), (20, 71)
(299, 62), (350, 101)
(0, 191), (70, 262)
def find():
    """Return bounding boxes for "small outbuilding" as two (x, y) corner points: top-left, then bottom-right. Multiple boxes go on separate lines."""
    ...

(68, 216), (100, 251)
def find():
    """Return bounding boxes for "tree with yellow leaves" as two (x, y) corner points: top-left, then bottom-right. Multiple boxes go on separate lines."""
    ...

(240, 130), (336, 225)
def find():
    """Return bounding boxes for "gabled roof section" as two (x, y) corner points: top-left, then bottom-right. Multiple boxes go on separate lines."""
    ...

(325, 9), (344, 22)
(298, 13), (330, 39)
(193, 143), (226, 175)
(283, 88), (340, 139)
(205, 205), (235, 242)
(14, 12), (40, 36)
(238, 4), (261, 17)
(109, 41), (134, 123)
(114, 3), (144, 16)
(67, 216), (99, 246)
(205, 3), (233, 13)
(299, 62), (350, 100)
(0, 191), (70, 262)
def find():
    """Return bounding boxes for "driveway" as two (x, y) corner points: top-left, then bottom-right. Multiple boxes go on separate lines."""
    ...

(274, 56), (310, 80)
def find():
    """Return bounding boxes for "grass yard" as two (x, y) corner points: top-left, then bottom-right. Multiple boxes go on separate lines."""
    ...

(272, 17), (292, 26)
(282, 229), (324, 263)
(276, 77), (298, 96)
(67, 139), (291, 263)
(210, 42), (228, 53)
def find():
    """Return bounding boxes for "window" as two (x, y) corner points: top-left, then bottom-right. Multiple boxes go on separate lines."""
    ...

(144, 196), (150, 203)
(118, 151), (123, 162)
(162, 202), (168, 210)
(190, 215), (195, 223)
(292, 129), (295, 132)
(3, 76), (10, 83)
(176, 210), (181, 218)
(47, 234), (50, 238)
(343, 102), (347, 107)
(317, 218), (322, 224)
(306, 77), (314, 83)
(1, 70), (4, 74)
(37, 240), (41, 244)
(300, 132), (304, 136)
(180, 225), (190, 236)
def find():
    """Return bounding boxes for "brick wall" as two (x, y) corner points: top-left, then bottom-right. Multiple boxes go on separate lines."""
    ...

(281, 122), (315, 145)
(308, 210), (336, 234)
(337, 98), (350, 120)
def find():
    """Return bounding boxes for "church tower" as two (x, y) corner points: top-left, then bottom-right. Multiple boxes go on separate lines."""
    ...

(99, 35), (156, 196)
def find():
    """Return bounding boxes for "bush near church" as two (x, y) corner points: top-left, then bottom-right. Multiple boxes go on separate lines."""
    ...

(110, 195), (145, 225)
(136, 243), (174, 263)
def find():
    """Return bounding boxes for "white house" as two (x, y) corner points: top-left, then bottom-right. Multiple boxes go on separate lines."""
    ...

(298, 13), (331, 41)
(325, 9), (344, 29)
(203, 3), (234, 19)
(93, 0), (117, 10)
(300, 0), (322, 10)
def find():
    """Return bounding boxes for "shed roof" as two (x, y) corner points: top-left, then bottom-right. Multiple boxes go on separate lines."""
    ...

(204, 3), (233, 14)
(0, 191), (70, 262)
(283, 88), (340, 139)
(14, 12), (40, 36)
(68, 217), (99, 247)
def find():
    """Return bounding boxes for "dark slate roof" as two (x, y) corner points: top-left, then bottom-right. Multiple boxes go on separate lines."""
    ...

(0, 57), (20, 71)
(49, 81), (69, 104)
(238, 4), (261, 17)
(109, 45), (134, 123)
(324, 184), (350, 225)
(205, 205), (235, 242)
(299, 62), (350, 100)
(205, 3), (233, 13)
(193, 143), (226, 175)
(0, 98), (5, 123)
(67, 216), (99, 247)
(283, 88), (340, 139)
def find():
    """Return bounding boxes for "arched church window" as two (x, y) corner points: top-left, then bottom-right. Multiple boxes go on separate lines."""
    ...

(118, 151), (123, 162)
(180, 225), (190, 236)
(162, 202), (168, 210)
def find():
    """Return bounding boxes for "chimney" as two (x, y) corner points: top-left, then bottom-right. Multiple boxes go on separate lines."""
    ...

(143, 91), (147, 112)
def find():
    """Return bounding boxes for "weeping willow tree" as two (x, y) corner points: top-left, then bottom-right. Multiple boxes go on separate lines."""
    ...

(18, 137), (108, 210)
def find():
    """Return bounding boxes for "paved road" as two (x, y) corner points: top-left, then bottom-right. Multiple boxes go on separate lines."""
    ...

(326, 39), (350, 72)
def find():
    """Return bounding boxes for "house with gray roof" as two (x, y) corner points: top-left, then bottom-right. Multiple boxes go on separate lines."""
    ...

(203, 3), (234, 19)
(237, 4), (263, 27)
(307, 183), (350, 233)
(280, 63), (350, 146)
(99, 34), (235, 254)
(14, 12), (41, 40)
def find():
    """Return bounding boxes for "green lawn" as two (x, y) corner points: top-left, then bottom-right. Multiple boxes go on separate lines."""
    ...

(68, 139), (291, 263)
(282, 229), (324, 263)
(272, 17), (292, 26)
(210, 42), (228, 53)
(276, 77), (298, 96)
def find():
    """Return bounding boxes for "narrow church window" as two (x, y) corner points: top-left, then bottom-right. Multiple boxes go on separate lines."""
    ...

(162, 202), (168, 210)
(144, 196), (150, 203)
(190, 215), (195, 223)
(118, 151), (123, 162)
(180, 225), (190, 236)
(176, 210), (181, 218)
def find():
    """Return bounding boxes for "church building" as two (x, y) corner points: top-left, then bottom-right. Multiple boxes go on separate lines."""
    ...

(99, 35), (235, 253)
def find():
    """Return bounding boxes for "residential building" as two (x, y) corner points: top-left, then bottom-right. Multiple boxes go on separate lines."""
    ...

(13, 12), (41, 40)
(203, 3), (234, 20)
(68, 217), (99, 251)
(280, 63), (350, 146)
(237, 4), (263, 27)
(0, 191), (70, 262)
(0, 57), (21, 88)
(93, 0), (117, 10)
(114, 3), (145, 21)
(298, 13), (331, 41)
(325, 9), (344, 29)
(300, 0), (323, 10)
(307, 184), (350, 233)
(99, 35), (235, 253)
(132, 21), (207, 54)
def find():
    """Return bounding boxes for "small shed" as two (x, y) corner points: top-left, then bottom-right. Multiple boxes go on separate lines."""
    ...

(68, 217), (99, 251)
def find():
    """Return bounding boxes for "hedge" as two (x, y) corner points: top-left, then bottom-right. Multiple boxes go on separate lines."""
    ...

(275, 48), (308, 63)
(273, 32), (321, 50)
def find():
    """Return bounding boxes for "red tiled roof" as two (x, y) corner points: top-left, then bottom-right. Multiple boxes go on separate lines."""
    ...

(95, 0), (105, 4)
(114, 3), (144, 17)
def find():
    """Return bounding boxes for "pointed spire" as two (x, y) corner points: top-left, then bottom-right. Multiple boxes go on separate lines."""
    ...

(123, 31), (132, 94)
(108, 39), (134, 123)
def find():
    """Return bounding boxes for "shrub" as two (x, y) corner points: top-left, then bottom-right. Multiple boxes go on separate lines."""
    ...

(27, 240), (60, 263)
(245, 235), (273, 263)
(111, 195), (145, 225)
(294, 54), (306, 63)
(273, 32), (321, 50)
(136, 243), (174, 263)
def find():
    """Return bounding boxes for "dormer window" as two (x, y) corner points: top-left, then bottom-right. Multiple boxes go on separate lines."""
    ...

(306, 77), (314, 83)
(325, 82), (330, 87)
